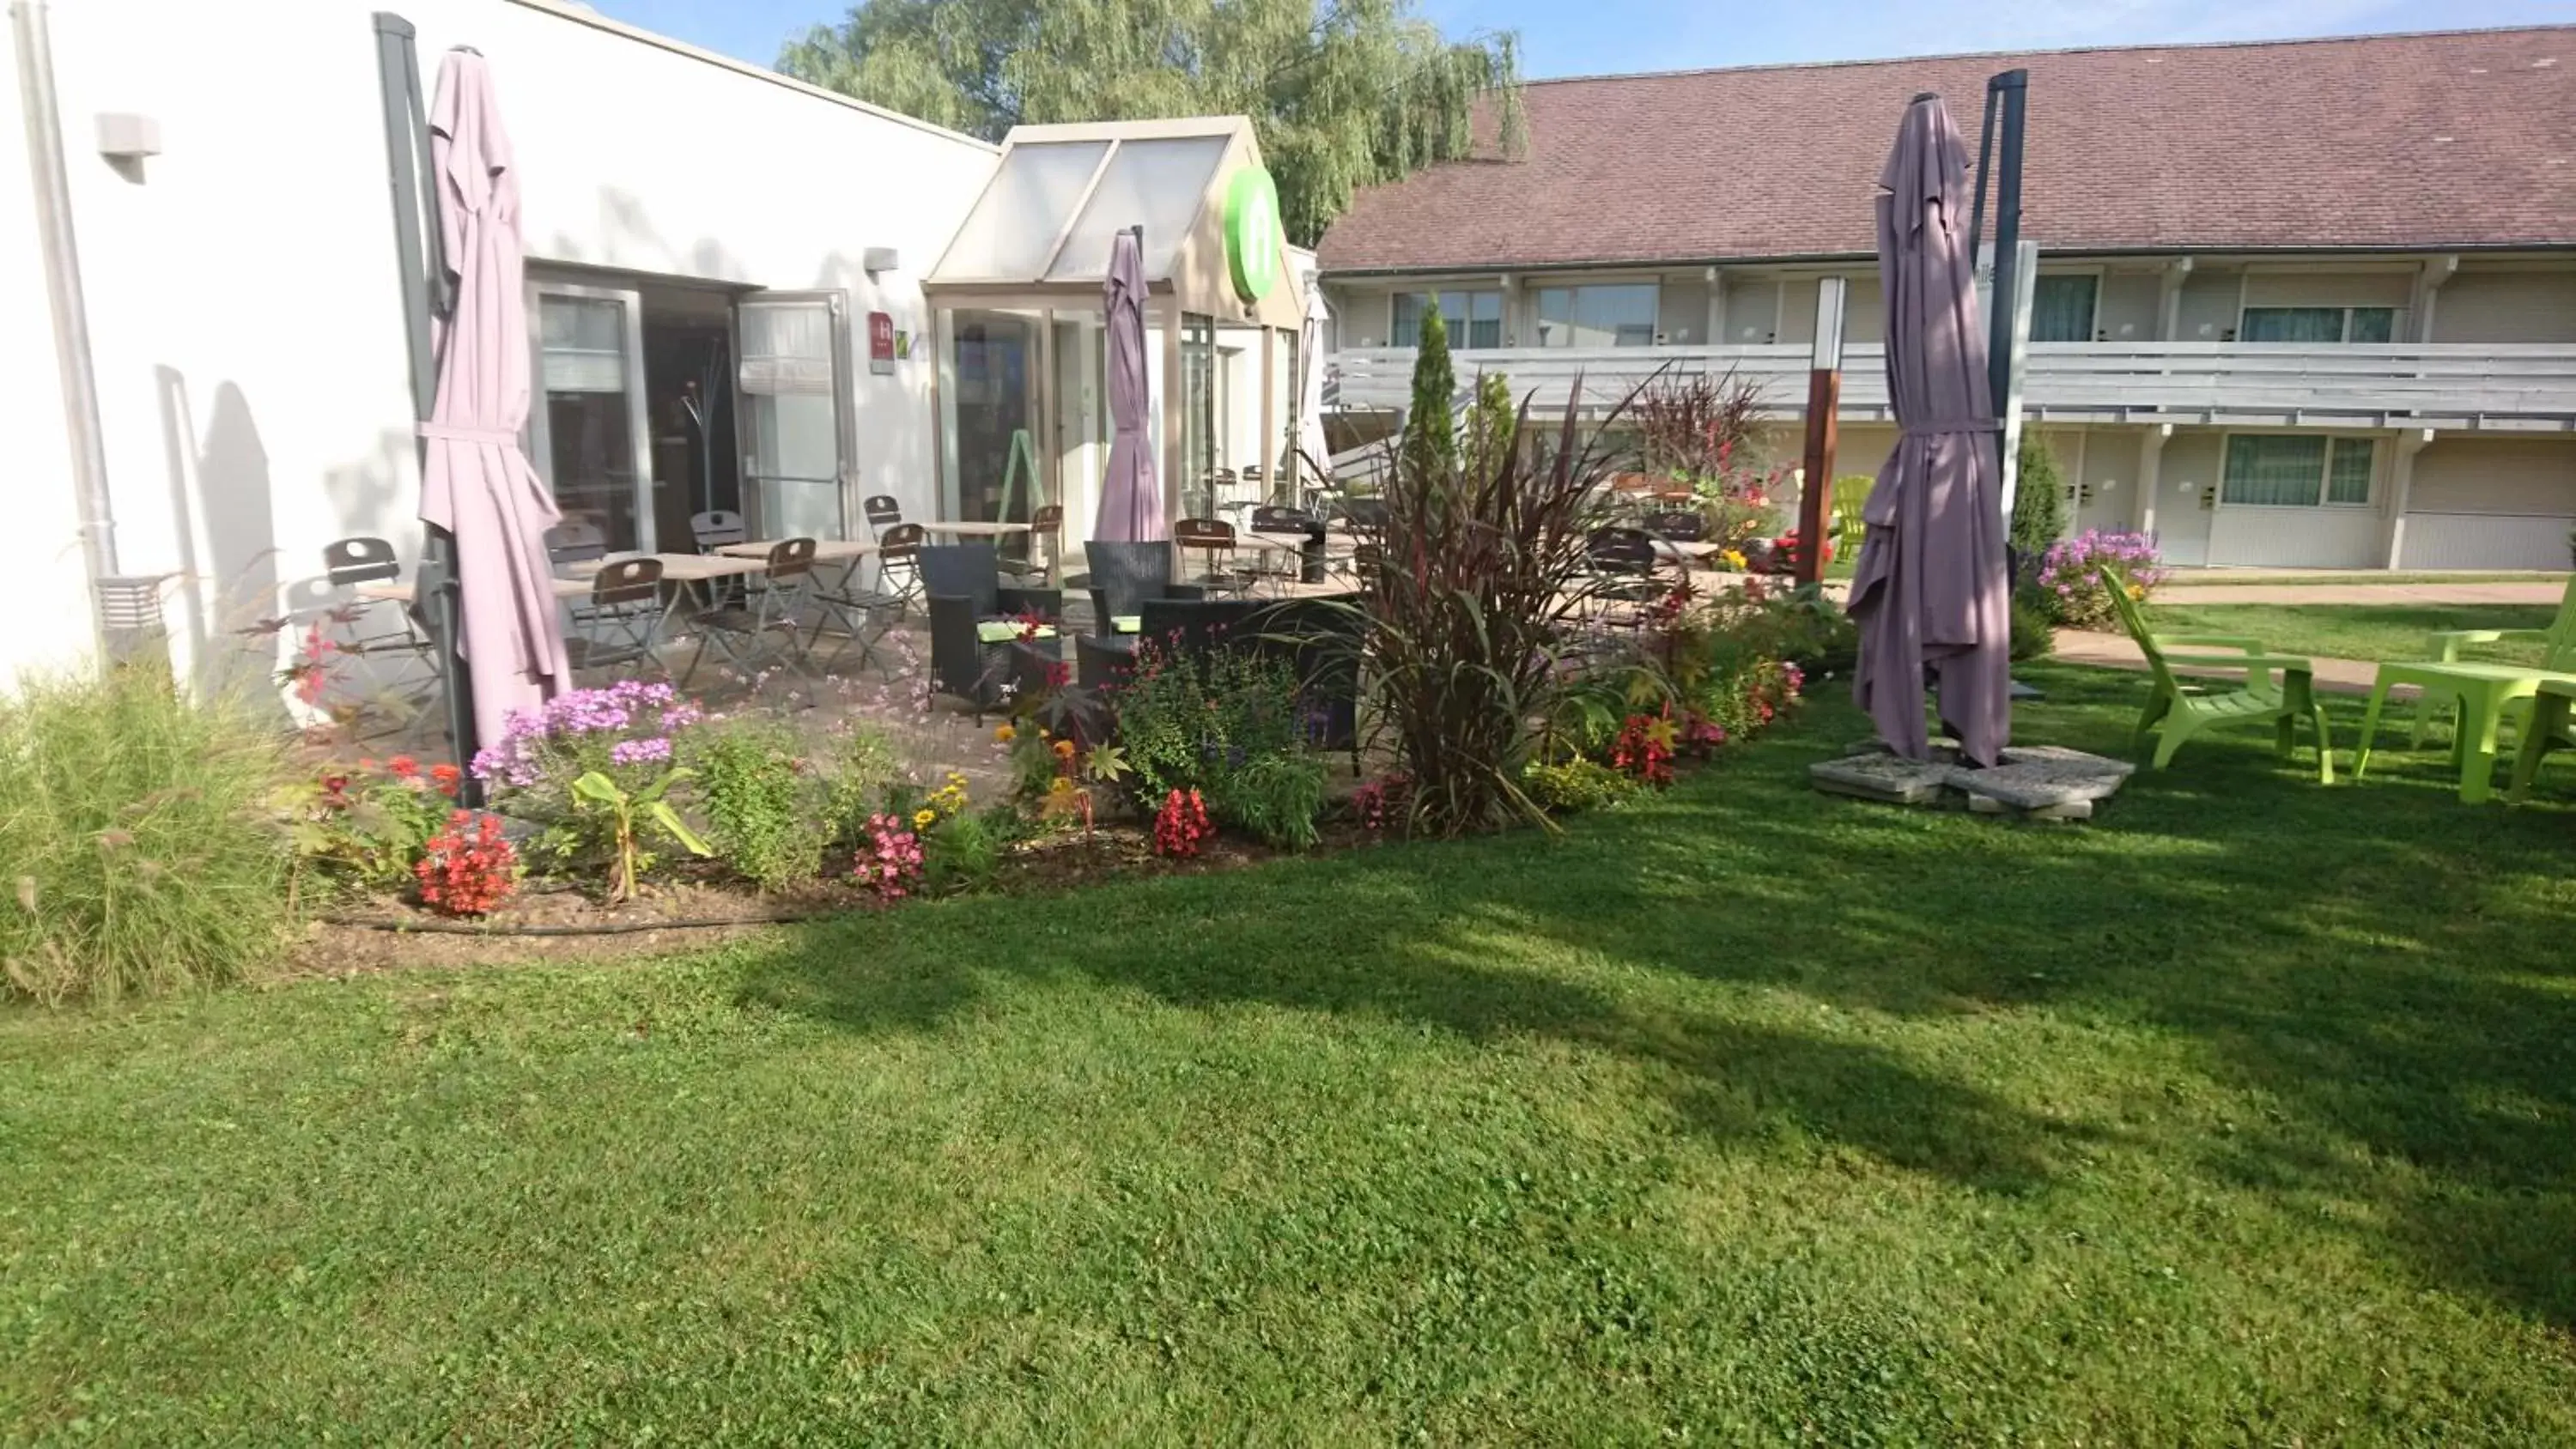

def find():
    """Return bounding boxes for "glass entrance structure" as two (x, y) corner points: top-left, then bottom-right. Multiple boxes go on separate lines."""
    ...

(924, 118), (1311, 547)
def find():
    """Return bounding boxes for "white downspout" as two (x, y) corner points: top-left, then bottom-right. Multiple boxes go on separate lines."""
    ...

(11, 0), (114, 655)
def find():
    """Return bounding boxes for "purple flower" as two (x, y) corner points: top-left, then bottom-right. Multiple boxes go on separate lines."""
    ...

(610, 736), (672, 767)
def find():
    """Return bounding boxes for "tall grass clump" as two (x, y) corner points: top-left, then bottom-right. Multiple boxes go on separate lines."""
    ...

(0, 666), (293, 1005)
(1354, 367), (1644, 835)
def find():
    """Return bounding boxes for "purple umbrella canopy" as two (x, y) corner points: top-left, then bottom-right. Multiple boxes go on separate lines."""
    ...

(1093, 227), (1164, 543)
(421, 51), (569, 751)
(1848, 94), (2012, 767)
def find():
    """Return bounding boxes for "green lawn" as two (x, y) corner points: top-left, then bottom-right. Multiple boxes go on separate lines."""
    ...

(5, 668), (2574, 1442)
(2146, 602), (2561, 667)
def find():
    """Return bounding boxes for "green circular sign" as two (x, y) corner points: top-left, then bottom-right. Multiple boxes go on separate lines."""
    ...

(1222, 167), (1282, 304)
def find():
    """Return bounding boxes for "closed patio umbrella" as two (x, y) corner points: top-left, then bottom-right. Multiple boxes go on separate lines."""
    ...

(1295, 277), (1331, 493)
(1849, 94), (2011, 767)
(421, 50), (568, 749)
(1094, 227), (1163, 542)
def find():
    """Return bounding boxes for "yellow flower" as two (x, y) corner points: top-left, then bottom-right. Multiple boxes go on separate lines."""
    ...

(993, 723), (1016, 743)
(912, 809), (937, 829)
(1053, 739), (1076, 760)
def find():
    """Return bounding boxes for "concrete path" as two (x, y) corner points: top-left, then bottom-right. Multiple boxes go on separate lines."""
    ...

(2154, 581), (2565, 606)
(2051, 629), (2405, 699)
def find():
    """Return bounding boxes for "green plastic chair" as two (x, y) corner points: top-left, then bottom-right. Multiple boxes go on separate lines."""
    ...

(2357, 578), (2576, 803)
(1832, 475), (1873, 555)
(2506, 676), (2576, 801)
(2101, 566), (2333, 782)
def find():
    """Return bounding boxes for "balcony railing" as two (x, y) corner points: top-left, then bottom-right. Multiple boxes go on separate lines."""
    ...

(1324, 342), (2576, 432)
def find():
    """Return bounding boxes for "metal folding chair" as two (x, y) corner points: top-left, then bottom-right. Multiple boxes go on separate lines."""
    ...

(1002, 503), (1064, 587)
(319, 537), (438, 724)
(805, 557), (902, 677)
(564, 556), (667, 680)
(1174, 517), (1256, 596)
(690, 510), (747, 551)
(863, 494), (904, 539)
(548, 517), (609, 567)
(689, 537), (816, 688)
(1584, 526), (1666, 628)
(875, 521), (925, 615)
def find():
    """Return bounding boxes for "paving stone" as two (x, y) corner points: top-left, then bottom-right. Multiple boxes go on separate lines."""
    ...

(1821, 741), (2131, 822)
(1951, 761), (2129, 811)
(1996, 743), (2136, 779)
(1967, 794), (2094, 822)
(1809, 754), (1953, 804)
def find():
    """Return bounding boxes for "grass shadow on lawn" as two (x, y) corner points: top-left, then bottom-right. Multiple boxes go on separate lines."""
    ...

(740, 663), (2576, 1326)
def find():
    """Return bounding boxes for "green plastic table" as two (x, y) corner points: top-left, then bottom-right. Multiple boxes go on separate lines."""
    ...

(2356, 661), (2576, 803)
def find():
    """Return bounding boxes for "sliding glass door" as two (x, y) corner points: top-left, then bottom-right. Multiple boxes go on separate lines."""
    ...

(737, 293), (853, 540)
(529, 282), (653, 552)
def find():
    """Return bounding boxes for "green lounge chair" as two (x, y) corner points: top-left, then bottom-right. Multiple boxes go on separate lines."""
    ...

(2507, 676), (2576, 801)
(2356, 579), (2576, 803)
(2101, 566), (2334, 781)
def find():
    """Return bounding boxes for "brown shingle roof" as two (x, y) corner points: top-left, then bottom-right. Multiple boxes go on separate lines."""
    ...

(1315, 27), (2576, 273)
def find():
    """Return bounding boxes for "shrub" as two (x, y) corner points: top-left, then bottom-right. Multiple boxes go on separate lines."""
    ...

(691, 722), (823, 894)
(0, 667), (293, 1005)
(2010, 433), (2069, 566)
(414, 811), (519, 917)
(1111, 642), (1304, 805)
(1611, 711), (1677, 788)
(2035, 530), (2167, 630)
(920, 807), (1003, 894)
(1400, 300), (1457, 484)
(1633, 367), (1764, 484)
(1470, 371), (1516, 476)
(819, 722), (908, 850)
(1224, 753), (1327, 852)
(2010, 592), (2057, 661)
(1522, 757), (1641, 814)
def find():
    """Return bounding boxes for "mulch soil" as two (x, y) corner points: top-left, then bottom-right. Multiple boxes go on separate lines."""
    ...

(287, 822), (1371, 976)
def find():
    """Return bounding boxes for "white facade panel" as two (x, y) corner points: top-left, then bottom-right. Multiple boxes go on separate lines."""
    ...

(2207, 506), (2380, 568)
(2397, 512), (2576, 570)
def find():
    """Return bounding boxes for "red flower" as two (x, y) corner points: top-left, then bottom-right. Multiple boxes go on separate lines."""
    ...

(1152, 788), (1213, 858)
(416, 811), (517, 916)
(428, 762), (463, 797)
(386, 755), (421, 778)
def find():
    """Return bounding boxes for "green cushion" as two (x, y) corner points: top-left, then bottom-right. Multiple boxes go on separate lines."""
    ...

(976, 621), (1056, 645)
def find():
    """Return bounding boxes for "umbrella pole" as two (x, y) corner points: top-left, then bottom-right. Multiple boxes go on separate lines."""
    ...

(374, 11), (479, 797)
(1984, 69), (2028, 491)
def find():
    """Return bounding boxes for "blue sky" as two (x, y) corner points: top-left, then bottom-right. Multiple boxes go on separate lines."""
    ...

(592, 0), (2572, 78)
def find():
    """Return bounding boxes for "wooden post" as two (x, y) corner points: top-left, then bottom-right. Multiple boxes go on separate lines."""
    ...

(1795, 368), (1839, 585)
(1795, 276), (1847, 586)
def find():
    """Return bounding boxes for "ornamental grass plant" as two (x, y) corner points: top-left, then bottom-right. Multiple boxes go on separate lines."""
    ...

(0, 665), (293, 1005)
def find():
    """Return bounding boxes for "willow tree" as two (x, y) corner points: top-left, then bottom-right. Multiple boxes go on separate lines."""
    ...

(779, 0), (1525, 246)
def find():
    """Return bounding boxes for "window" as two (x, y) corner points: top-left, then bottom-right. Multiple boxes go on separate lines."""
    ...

(2031, 275), (2098, 343)
(2239, 306), (2398, 343)
(1534, 284), (1659, 348)
(1391, 290), (1502, 349)
(2221, 435), (2376, 507)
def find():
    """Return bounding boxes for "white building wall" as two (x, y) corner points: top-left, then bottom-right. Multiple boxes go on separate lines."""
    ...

(0, 22), (99, 682)
(2399, 437), (2576, 569)
(27, 0), (993, 680)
